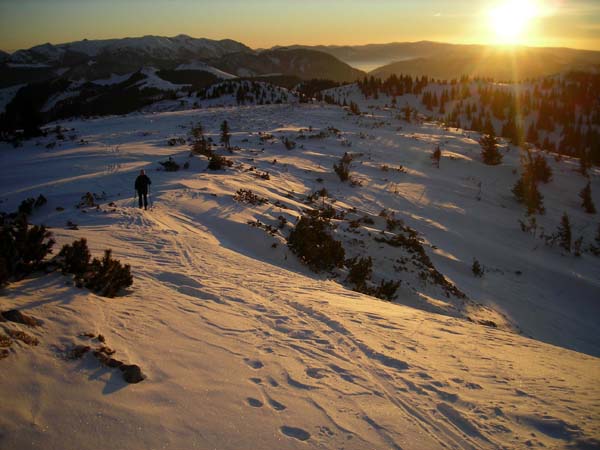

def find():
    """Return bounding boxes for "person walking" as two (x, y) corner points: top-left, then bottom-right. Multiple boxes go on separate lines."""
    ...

(134, 169), (152, 210)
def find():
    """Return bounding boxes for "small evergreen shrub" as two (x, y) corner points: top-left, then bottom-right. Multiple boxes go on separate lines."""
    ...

(371, 279), (401, 301)
(17, 195), (46, 216)
(288, 213), (345, 272)
(0, 213), (55, 280)
(479, 132), (502, 165)
(472, 259), (484, 277)
(346, 256), (373, 291)
(579, 182), (596, 214)
(233, 189), (268, 205)
(556, 213), (572, 253)
(159, 157), (180, 172)
(531, 154), (552, 183)
(283, 137), (296, 150)
(333, 152), (353, 182)
(512, 174), (545, 215)
(58, 238), (91, 276)
(84, 250), (133, 298)
(167, 137), (186, 146)
(207, 154), (232, 170)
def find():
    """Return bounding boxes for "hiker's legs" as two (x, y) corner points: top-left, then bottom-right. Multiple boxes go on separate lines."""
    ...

(138, 192), (143, 208)
(143, 193), (148, 209)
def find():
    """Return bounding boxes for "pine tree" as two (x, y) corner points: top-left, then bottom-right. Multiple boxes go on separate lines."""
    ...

(579, 182), (596, 214)
(557, 213), (572, 253)
(512, 174), (544, 215)
(220, 120), (231, 150)
(480, 131), (502, 165)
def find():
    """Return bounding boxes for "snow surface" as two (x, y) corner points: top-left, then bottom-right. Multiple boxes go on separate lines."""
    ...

(91, 73), (133, 86)
(175, 61), (237, 79)
(135, 67), (189, 91)
(0, 102), (599, 449)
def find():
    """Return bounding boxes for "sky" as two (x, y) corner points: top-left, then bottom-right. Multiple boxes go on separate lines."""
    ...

(1, 0), (599, 52)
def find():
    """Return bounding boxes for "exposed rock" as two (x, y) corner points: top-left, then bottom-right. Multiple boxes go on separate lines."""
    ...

(0, 333), (12, 347)
(106, 358), (123, 368)
(7, 329), (39, 346)
(120, 364), (145, 383)
(66, 345), (90, 360)
(1, 310), (42, 327)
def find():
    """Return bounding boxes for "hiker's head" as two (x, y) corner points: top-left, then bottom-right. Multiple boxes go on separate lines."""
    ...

(140, 170), (145, 175)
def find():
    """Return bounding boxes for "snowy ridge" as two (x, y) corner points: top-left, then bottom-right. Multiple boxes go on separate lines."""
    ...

(175, 61), (237, 79)
(0, 103), (598, 449)
(135, 67), (190, 91)
(8, 35), (251, 65)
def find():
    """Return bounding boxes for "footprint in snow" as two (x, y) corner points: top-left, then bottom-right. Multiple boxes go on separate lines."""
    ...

(268, 398), (286, 411)
(281, 426), (310, 441)
(244, 358), (264, 370)
(246, 397), (263, 408)
(306, 368), (327, 379)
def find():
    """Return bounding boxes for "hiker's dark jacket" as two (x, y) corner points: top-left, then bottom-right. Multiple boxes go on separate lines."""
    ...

(135, 174), (152, 194)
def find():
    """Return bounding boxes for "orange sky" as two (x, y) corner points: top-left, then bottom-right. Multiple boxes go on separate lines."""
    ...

(1, 0), (599, 52)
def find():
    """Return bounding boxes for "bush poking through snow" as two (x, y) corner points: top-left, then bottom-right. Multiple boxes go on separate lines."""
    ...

(0, 213), (55, 281)
(512, 174), (545, 215)
(159, 157), (180, 172)
(556, 213), (572, 253)
(579, 182), (596, 214)
(77, 192), (100, 209)
(371, 279), (401, 301)
(472, 259), (484, 277)
(191, 123), (213, 157)
(283, 137), (296, 150)
(83, 250), (133, 298)
(431, 146), (441, 168)
(207, 154), (232, 171)
(233, 189), (268, 205)
(479, 132), (502, 165)
(288, 212), (345, 272)
(333, 152), (353, 182)
(530, 154), (552, 184)
(220, 120), (231, 150)
(58, 238), (91, 276)
(346, 256), (373, 291)
(167, 137), (186, 146)
(17, 195), (47, 216)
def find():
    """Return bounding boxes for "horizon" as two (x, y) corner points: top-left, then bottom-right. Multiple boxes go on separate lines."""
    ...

(3, 34), (600, 55)
(1, 0), (600, 53)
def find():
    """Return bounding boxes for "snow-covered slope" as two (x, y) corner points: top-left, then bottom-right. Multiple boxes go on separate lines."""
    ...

(0, 103), (598, 449)
(175, 61), (237, 79)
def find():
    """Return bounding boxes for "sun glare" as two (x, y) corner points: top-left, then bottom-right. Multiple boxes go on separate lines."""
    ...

(489, 0), (539, 45)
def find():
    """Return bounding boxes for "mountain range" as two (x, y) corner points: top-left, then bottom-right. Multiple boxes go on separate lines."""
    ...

(280, 41), (600, 79)
(3, 36), (600, 90)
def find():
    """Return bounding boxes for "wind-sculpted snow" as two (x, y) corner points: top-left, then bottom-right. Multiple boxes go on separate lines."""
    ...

(0, 103), (598, 449)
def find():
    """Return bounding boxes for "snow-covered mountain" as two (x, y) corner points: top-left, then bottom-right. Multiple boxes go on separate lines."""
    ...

(209, 48), (364, 82)
(8, 35), (252, 65)
(281, 41), (600, 79)
(0, 99), (598, 449)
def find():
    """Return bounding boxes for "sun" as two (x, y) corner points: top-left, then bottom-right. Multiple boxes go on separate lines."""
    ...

(489, 0), (539, 45)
